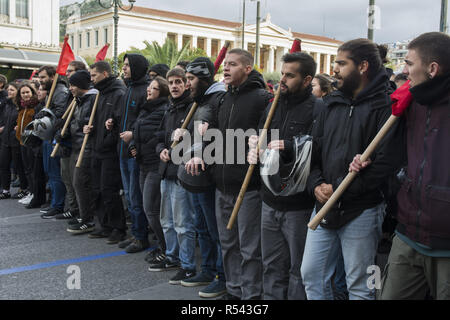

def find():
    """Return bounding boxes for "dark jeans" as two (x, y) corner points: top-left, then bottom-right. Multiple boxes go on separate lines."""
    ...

(20, 145), (33, 191)
(189, 189), (225, 281)
(30, 152), (46, 206)
(0, 145), (27, 191)
(139, 168), (165, 250)
(70, 151), (94, 222)
(43, 141), (66, 210)
(119, 157), (147, 240)
(92, 157), (126, 232)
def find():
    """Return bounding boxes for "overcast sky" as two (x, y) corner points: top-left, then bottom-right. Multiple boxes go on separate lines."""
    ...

(60, 0), (448, 44)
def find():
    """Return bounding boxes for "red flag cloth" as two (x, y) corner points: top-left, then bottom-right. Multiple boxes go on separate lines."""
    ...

(95, 44), (110, 62)
(29, 69), (37, 80)
(56, 36), (75, 76)
(391, 80), (412, 116)
(290, 38), (301, 53)
(214, 42), (230, 75)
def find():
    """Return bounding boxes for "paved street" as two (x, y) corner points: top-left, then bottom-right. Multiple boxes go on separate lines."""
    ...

(0, 190), (204, 300)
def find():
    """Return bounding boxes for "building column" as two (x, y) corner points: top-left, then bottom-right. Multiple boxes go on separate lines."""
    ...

(326, 54), (331, 75)
(192, 35), (198, 49)
(316, 52), (322, 74)
(219, 39), (225, 50)
(9, 0), (16, 24)
(243, 41), (248, 50)
(275, 47), (287, 72)
(206, 37), (212, 57)
(267, 46), (275, 73)
(177, 33), (183, 51)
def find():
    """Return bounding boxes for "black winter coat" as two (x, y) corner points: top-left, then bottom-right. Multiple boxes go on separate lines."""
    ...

(1, 98), (19, 147)
(214, 70), (272, 195)
(259, 87), (320, 212)
(307, 68), (405, 229)
(129, 97), (167, 171)
(155, 90), (193, 180)
(116, 54), (150, 159)
(92, 77), (126, 159)
(46, 81), (69, 119)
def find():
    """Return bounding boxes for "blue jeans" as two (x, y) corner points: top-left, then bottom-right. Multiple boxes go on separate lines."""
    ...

(160, 179), (196, 271)
(119, 157), (147, 240)
(301, 204), (384, 300)
(189, 190), (225, 281)
(43, 141), (66, 210)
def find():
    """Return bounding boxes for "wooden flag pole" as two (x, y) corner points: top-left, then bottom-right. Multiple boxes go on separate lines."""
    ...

(50, 98), (77, 158)
(44, 73), (59, 109)
(308, 114), (399, 230)
(75, 93), (100, 168)
(227, 85), (282, 230)
(61, 98), (76, 120)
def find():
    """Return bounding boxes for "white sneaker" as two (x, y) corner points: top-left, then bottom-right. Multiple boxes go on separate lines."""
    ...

(19, 193), (33, 205)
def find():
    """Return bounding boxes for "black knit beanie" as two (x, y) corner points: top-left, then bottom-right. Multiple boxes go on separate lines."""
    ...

(69, 70), (91, 90)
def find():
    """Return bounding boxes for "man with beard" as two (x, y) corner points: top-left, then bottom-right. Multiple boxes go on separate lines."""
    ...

(350, 32), (450, 300)
(301, 39), (405, 300)
(247, 52), (322, 300)
(37, 66), (68, 218)
(213, 49), (271, 300)
(178, 57), (227, 298)
(83, 61), (127, 244)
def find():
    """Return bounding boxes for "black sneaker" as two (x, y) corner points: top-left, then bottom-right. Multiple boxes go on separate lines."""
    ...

(88, 228), (111, 239)
(67, 217), (82, 225)
(181, 272), (215, 287)
(199, 277), (228, 298)
(39, 206), (52, 213)
(55, 210), (77, 220)
(40, 207), (63, 219)
(67, 221), (95, 234)
(169, 269), (196, 285)
(0, 191), (11, 200)
(12, 190), (28, 199)
(106, 229), (127, 245)
(148, 257), (180, 272)
(125, 239), (149, 253)
(118, 236), (135, 249)
(145, 248), (163, 263)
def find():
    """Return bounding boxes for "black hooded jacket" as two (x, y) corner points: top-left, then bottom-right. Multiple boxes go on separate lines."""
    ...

(307, 68), (405, 229)
(115, 54), (150, 159)
(214, 70), (272, 195)
(92, 76), (126, 159)
(129, 96), (167, 171)
(155, 90), (193, 180)
(1, 98), (19, 147)
(259, 87), (321, 212)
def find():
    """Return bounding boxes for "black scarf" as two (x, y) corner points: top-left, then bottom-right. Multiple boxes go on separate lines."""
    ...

(410, 73), (450, 105)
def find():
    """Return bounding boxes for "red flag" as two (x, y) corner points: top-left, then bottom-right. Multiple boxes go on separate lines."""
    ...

(95, 43), (110, 62)
(214, 41), (231, 74)
(290, 38), (302, 53)
(56, 35), (75, 76)
(29, 69), (37, 80)
(391, 80), (413, 116)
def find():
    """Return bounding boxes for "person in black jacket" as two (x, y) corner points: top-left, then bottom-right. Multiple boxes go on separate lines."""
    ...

(83, 61), (127, 244)
(247, 52), (321, 300)
(128, 76), (168, 262)
(54, 60), (87, 221)
(57, 70), (99, 234)
(213, 49), (271, 300)
(38, 65), (68, 218)
(301, 39), (405, 300)
(148, 68), (197, 285)
(0, 82), (28, 199)
(177, 57), (227, 298)
(108, 54), (150, 253)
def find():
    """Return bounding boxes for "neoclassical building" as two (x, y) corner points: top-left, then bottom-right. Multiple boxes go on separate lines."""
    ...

(65, 5), (342, 75)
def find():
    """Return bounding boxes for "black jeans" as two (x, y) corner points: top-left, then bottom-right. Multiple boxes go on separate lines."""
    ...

(0, 145), (28, 191)
(30, 152), (46, 206)
(91, 157), (126, 232)
(139, 167), (165, 251)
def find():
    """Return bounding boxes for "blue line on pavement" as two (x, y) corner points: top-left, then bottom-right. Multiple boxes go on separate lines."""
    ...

(0, 248), (153, 276)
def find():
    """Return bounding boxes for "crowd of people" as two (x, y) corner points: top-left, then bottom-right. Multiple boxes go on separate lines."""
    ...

(0, 31), (448, 300)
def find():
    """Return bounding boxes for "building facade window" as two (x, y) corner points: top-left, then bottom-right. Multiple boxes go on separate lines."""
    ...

(79, 34), (82, 49)
(70, 35), (74, 48)
(104, 28), (108, 44)
(95, 30), (99, 46)
(86, 31), (90, 47)
(0, 0), (8, 24)
(16, 0), (28, 18)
